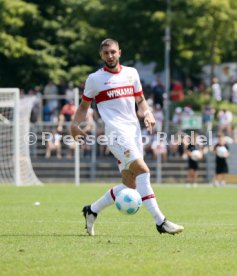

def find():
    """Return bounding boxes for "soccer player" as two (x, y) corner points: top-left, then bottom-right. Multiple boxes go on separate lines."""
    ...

(71, 38), (184, 236)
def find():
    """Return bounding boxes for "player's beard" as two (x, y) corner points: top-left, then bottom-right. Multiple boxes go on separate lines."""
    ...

(104, 59), (119, 69)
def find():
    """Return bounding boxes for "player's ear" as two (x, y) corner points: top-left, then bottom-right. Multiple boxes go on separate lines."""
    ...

(119, 49), (121, 57)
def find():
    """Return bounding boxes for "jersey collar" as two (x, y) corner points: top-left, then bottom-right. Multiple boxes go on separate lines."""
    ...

(103, 64), (122, 74)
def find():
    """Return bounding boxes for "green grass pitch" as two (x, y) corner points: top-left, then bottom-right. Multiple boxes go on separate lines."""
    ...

(0, 184), (237, 276)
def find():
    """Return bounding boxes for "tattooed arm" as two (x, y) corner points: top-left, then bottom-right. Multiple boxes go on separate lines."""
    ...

(135, 95), (155, 134)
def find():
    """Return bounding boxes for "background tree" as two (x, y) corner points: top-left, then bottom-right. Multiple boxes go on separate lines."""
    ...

(170, 0), (237, 83)
(0, 0), (106, 88)
(1, 0), (237, 89)
(0, 0), (38, 86)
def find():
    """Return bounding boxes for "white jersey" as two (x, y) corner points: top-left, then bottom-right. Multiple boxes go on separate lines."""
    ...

(82, 65), (143, 137)
(82, 65), (144, 171)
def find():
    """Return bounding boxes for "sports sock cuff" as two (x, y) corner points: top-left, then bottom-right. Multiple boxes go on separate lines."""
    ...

(142, 194), (156, 201)
(136, 172), (155, 198)
(110, 188), (116, 201)
(136, 172), (150, 183)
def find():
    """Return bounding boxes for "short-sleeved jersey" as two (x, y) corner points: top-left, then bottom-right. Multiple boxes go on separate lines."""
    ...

(82, 65), (143, 137)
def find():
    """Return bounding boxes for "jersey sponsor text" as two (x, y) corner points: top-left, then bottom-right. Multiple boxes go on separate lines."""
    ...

(107, 86), (134, 98)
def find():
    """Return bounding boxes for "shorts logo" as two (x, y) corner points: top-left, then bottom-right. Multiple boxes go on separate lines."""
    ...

(124, 149), (131, 158)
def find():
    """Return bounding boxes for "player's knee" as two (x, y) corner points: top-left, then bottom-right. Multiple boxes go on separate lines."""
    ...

(129, 158), (150, 176)
(135, 167), (150, 176)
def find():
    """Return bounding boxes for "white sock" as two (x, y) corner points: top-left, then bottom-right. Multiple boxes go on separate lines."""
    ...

(91, 184), (126, 214)
(136, 172), (165, 225)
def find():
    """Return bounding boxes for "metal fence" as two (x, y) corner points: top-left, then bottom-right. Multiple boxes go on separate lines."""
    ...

(28, 94), (237, 184)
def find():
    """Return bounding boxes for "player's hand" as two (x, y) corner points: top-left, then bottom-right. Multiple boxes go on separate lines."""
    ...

(70, 122), (87, 141)
(144, 111), (155, 134)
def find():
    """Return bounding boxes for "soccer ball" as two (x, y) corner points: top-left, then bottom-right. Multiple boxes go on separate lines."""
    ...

(115, 188), (142, 215)
(216, 146), (228, 158)
(191, 150), (202, 161)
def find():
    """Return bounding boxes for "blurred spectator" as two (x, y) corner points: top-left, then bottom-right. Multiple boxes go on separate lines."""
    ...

(43, 103), (51, 122)
(45, 130), (62, 159)
(43, 80), (58, 95)
(224, 135), (233, 145)
(29, 87), (42, 123)
(172, 107), (183, 126)
(60, 100), (76, 122)
(218, 109), (233, 136)
(141, 80), (152, 99)
(185, 132), (203, 187)
(65, 136), (76, 160)
(231, 80), (237, 103)
(170, 80), (184, 102)
(96, 118), (110, 157)
(184, 78), (197, 95)
(211, 134), (233, 149)
(168, 131), (183, 158)
(212, 77), (222, 101)
(151, 138), (167, 161)
(213, 134), (229, 187)
(232, 126), (237, 143)
(152, 78), (165, 108)
(183, 106), (194, 116)
(153, 104), (164, 132)
(57, 100), (76, 132)
(34, 86), (42, 98)
(142, 128), (153, 158)
(43, 80), (59, 119)
(197, 81), (209, 95)
(20, 88), (26, 97)
(202, 105), (215, 131)
(57, 100), (77, 158)
(66, 81), (76, 102)
(146, 97), (154, 111)
(58, 79), (68, 108)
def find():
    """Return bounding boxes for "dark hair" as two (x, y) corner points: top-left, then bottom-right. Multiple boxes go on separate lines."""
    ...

(100, 38), (119, 51)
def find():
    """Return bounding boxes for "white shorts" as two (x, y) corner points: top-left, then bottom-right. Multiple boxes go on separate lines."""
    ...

(106, 130), (143, 172)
